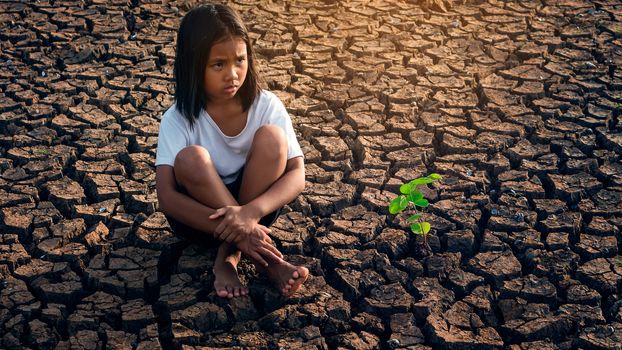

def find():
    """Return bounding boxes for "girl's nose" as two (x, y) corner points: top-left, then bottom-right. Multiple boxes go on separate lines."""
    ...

(227, 66), (238, 80)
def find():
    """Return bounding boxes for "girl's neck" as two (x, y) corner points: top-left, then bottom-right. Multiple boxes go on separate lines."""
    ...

(205, 97), (248, 137)
(206, 97), (241, 114)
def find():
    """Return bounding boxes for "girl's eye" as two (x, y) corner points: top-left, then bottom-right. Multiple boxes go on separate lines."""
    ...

(213, 63), (223, 69)
(237, 57), (246, 64)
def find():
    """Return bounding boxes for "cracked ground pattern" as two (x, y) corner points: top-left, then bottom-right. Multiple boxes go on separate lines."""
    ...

(1, 0), (622, 349)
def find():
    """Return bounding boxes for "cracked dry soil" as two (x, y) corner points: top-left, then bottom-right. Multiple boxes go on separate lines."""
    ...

(1, 0), (622, 349)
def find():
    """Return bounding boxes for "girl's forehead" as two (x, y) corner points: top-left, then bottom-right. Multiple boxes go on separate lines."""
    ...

(208, 36), (247, 57)
(212, 35), (246, 48)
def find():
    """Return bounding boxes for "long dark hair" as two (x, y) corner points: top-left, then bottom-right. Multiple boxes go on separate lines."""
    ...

(174, 3), (260, 126)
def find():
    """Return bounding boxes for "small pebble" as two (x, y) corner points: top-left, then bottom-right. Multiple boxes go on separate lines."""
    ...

(387, 339), (400, 348)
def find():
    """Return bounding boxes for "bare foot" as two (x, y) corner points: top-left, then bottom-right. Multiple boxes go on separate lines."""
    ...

(213, 243), (248, 299)
(265, 261), (309, 297)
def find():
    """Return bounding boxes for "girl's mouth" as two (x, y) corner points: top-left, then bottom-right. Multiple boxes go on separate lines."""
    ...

(224, 85), (237, 94)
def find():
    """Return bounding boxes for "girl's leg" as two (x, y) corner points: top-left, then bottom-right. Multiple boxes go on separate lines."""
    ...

(174, 145), (246, 298)
(174, 145), (236, 207)
(239, 125), (309, 296)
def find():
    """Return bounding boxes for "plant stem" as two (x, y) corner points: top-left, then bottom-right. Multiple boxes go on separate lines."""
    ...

(413, 205), (427, 245)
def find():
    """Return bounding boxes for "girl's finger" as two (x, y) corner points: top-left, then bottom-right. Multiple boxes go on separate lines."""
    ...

(248, 250), (268, 267)
(256, 226), (272, 240)
(214, 221), (228, 238)
(255, 229), (272, 243)
(265, 242), (283, 259)
(258, 245), (282, 264)
(221, 227), (235, 242)
(209, 208), (226, 219)
(256, 231), (280, 257)
(222, 226), (235, 241)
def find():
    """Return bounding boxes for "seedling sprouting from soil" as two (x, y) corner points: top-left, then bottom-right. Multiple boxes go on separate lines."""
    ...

(388, 173), (442, 255)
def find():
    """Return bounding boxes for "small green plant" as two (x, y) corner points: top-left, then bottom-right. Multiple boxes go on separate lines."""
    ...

(388, 173), (442, 251)
(616, 258), (622, 267)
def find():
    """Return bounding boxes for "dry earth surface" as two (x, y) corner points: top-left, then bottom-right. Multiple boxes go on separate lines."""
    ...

(1, 0), (622, 349)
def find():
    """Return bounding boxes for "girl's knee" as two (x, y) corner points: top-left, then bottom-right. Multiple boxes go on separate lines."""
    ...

(174, 145), (212, 172)
(254, 125), (287, 157)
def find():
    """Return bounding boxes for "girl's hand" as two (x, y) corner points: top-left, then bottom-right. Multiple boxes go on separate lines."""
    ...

(209, 205), (260, 242)
(236, 224), (283, 267)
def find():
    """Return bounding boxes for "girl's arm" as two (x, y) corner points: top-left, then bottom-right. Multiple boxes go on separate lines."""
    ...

(156, 165), (282, 266)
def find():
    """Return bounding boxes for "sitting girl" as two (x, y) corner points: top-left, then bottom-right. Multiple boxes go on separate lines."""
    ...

(155, 3), (308, 299)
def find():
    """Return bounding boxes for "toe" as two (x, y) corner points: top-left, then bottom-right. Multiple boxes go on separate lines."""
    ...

(292, 270), (299, 279)
(288, 278), (295, 285)
(234, 287), (240, 297)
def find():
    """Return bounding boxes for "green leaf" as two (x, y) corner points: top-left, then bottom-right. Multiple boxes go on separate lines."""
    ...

(408, 177), (435, 186)
(421, 222), (431, 235)
(389, 195), (409, 214)
(428, 173), (442, 180)
(408, 191), (423, 203)
(399, 183), (411, 195)
(388, 196), (402, 214)
(399, 195), (409, 211)
(413, 198), (429, 207)
(409, 191), (423, 202)
(411, 222), (431, 235)
(407, 214), (422, 222)
(410, 223), (423, 234)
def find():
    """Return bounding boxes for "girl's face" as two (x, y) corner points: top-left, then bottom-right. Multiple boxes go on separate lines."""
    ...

(204, 36), (248, 106)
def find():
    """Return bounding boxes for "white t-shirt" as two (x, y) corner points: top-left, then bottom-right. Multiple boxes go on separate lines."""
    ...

(155, 90), (303, 184)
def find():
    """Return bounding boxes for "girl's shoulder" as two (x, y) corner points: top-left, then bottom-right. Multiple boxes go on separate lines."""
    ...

(159, 103), (196, 134)
(162, 103), (190, 124)
(255, 89), (276, 104)
(253, 89), (286, 111)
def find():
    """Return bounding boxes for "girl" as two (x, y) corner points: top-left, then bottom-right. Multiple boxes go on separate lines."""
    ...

(155, 3), (308, 299)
